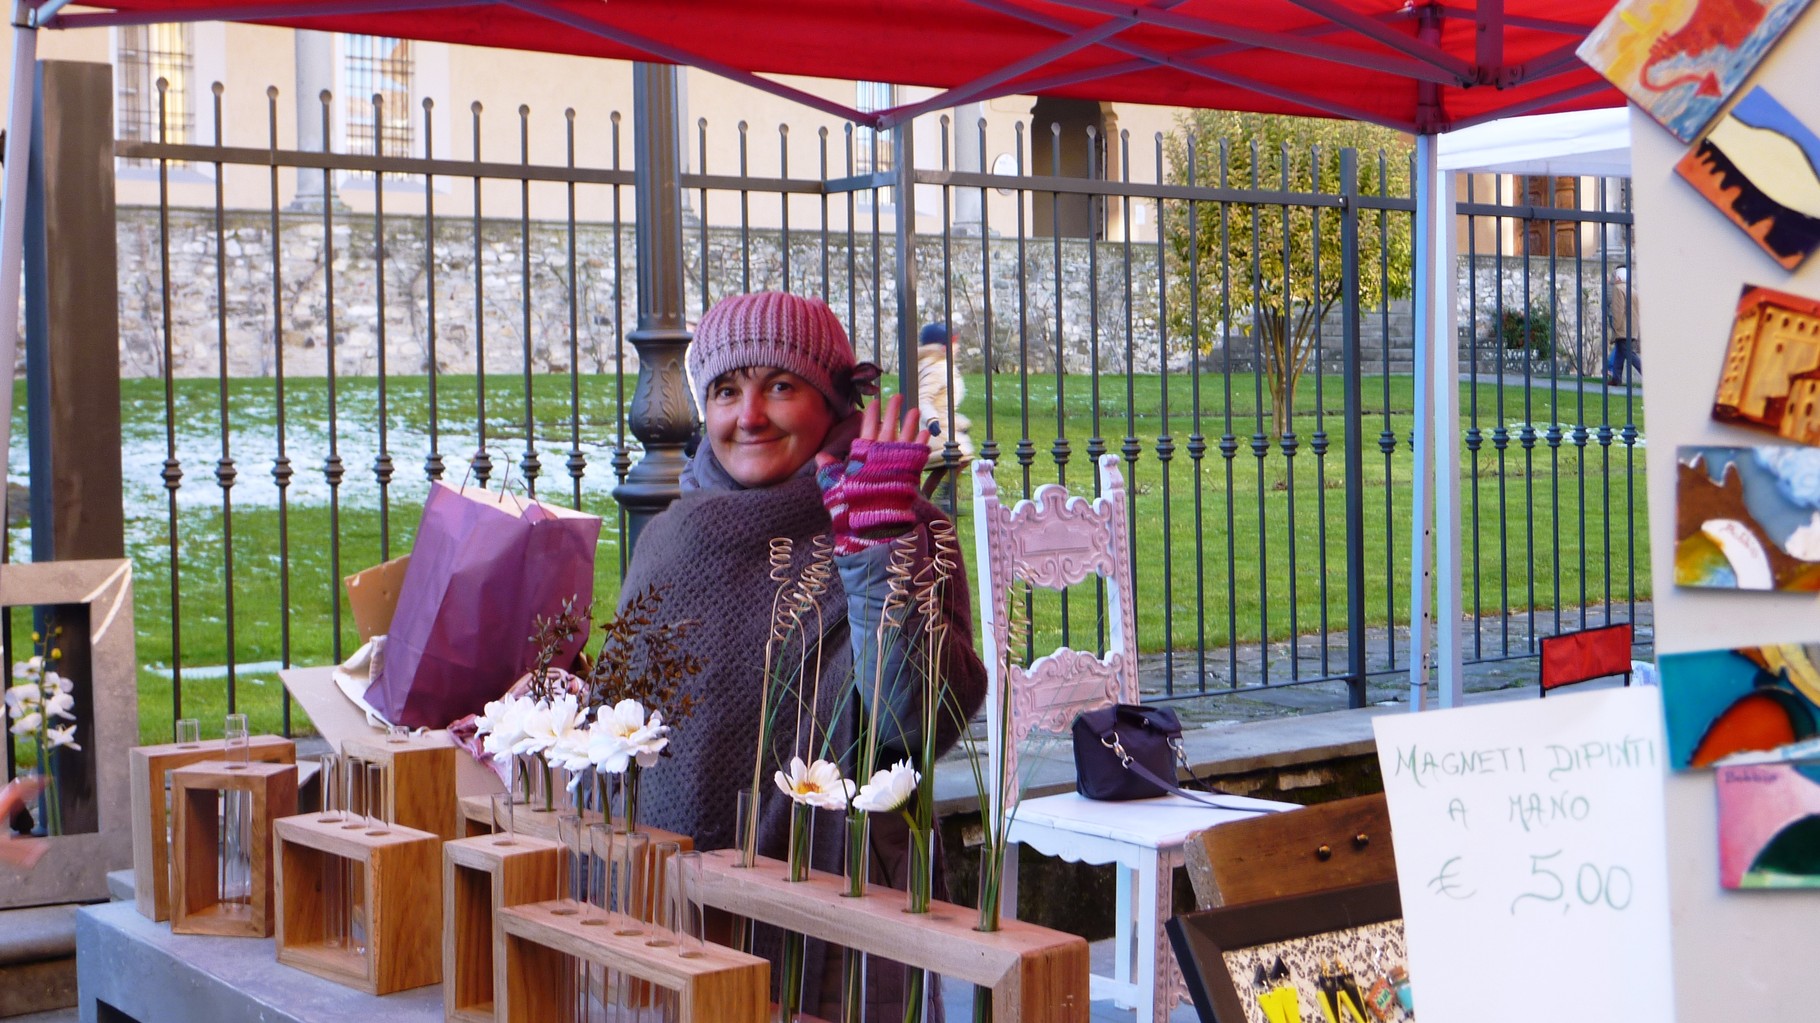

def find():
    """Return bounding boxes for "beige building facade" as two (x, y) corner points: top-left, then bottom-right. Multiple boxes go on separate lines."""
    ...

(1, 20), (1183, 240)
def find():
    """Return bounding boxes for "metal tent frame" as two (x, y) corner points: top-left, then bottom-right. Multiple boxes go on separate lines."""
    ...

(0, 0), (1626, 710)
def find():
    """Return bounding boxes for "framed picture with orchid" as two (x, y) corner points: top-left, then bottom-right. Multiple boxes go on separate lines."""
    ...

(0, 559), (137, 908)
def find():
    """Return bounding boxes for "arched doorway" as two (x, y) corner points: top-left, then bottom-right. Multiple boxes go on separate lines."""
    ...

(1030, 97), (1115, 240)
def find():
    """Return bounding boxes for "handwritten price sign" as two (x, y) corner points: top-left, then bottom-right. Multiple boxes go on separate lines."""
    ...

(1373, 687), (1673, 1023)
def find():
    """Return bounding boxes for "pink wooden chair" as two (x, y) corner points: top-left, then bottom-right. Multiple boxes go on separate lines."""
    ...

(972, 453), (1290, 1022)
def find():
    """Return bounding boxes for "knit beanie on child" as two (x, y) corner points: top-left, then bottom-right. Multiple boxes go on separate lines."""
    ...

(689, 292), (873, 416)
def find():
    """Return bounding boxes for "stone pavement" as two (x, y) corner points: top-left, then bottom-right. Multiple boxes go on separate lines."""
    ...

(1137, 600), (1654, 726)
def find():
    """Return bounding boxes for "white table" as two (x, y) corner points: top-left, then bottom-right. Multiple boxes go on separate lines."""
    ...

(1006, 790), (1295, 1023)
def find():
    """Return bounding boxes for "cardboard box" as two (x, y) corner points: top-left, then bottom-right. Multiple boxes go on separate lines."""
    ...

(345, 555), (411, 643)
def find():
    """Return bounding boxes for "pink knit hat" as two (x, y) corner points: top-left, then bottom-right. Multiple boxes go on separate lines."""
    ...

(688, 292), (879, 415)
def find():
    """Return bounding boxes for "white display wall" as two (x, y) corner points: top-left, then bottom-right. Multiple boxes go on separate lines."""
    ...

(1629, 6), (1820, 1017)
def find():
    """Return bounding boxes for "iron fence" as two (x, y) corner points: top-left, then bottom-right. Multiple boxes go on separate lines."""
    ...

(79, 79), (1645, 743)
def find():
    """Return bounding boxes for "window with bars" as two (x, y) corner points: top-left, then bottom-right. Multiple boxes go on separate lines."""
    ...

(344, 35), (415, 171)
(117, 24), (193, 166)
(853, 81), (896, 177)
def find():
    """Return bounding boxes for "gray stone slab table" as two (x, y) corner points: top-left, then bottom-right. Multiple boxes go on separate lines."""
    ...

(75, 901), (441, 1023)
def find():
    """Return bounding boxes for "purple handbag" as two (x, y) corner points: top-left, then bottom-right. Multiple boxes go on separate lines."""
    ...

(366, 483), (600, 728)
(1072, 703), (1271, 814)
(1072, 703), (1185, 801)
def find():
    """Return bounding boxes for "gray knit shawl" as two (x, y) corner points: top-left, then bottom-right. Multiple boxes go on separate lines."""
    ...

(627, 414), (861, 855)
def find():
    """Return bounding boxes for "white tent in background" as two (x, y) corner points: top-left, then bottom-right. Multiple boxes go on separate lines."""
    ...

(1407, 108), (1635, 709)
(1438, 107), (1633, 177)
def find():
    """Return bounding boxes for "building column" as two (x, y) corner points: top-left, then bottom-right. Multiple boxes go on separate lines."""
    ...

(953, 100), (984, 233)
(290, 30), (336, 210)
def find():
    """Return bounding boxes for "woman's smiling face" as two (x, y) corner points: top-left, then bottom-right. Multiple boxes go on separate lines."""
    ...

(703, 366), (837, 488)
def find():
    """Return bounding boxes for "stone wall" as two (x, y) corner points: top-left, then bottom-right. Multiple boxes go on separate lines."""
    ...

(113, 207), (1609, 383)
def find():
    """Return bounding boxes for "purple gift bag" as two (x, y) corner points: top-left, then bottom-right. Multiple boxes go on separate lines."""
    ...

(366, 482), (601, 728)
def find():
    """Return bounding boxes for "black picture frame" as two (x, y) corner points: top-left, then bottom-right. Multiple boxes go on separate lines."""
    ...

(1166, 880), (1404, 1023)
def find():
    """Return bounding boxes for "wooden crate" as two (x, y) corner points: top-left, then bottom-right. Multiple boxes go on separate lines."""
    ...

(129, 734), (295, 921)
(343, 732), (459, 840)
(169, 761), (298, 938)
(498, 900), (768, 1023)
(693, 849), (1089, 1023)
(274, 813), (443, 995)
(443, 833), (562, 1023)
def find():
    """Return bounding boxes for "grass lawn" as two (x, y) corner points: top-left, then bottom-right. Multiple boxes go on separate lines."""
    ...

(95, 369), (1649, 742)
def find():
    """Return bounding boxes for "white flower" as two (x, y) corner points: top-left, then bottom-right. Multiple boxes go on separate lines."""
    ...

(516, 693), (588, 759)
(586, 699), (671, 774)
(4, 682), (40, 716)
(474, 695), (516, 735)
(12, 656), (42, 681)
(553, 725), (595, 777)
(41, 670), (70, 695)
(773, 756), (855, 810)
(9, 709), (41, 736)
(478, 695), (534, 763)
(45, 724), (79, 751)
(851, 760), (920, 814)
(43, 690), (76, 722)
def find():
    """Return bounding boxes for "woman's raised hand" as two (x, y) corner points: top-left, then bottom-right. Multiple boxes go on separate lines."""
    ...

(815, 393), (932, 556)
(859, 393), (932, 448)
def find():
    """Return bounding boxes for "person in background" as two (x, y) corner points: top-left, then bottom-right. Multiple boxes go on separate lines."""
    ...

(916, 323), (974, 464)
(1605, 265), (1641, 386)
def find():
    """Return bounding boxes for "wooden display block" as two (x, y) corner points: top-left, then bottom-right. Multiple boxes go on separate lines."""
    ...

(444, 833), (562, 1023)
(498, 900), (768, 1023)
(169, 761), (298, 938)
(457, 795), (692, 925)
(343, 732), (459, 840)
(694, 849), (1089, 1023)
(129, 734), (295, 921)
(274, 814), (443, 995)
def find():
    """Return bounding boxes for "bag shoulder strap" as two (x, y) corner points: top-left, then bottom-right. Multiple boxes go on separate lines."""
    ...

(1116, 745), (1274, 815)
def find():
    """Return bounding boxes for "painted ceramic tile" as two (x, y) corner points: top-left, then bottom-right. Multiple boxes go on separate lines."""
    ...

(1716, 760), (1820, 888)
(1712, 284), (1820, 443)
(1677, 88), (1820, 270)
(1675, 445), (1820, 590)
(1577, 0), (1815, 143)
(1659, 645), (1820, 769)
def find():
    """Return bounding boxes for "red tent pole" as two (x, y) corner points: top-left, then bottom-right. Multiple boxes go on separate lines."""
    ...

(0, 2), (39, 537)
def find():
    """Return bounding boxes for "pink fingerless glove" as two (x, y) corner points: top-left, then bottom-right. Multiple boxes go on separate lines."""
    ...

(817, 437), (927, 556)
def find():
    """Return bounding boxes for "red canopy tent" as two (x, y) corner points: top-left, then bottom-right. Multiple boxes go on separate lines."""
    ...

(36, 0), (1617, 132)
(0, 0), (1628, 708)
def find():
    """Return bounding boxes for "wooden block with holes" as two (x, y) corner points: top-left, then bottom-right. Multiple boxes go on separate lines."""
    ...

(456, 795), (692, 924)
(499, 900), (768, 1023)
(444, 832), (562, 1023)
(169, 760), (297, 938)
(343, 732), (459, 840)
(693, 849), (1088, 1023)
(274, 813), (443, 995)
(129, 734), (295, 921)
